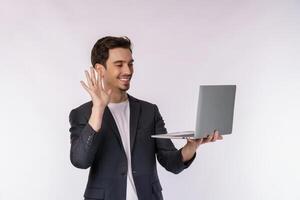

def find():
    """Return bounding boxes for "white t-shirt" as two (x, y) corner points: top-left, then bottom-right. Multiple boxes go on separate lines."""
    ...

(108, 99), (138, 200)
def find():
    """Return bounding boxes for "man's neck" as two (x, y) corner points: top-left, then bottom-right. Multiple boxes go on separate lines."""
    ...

(110, 91), (128, 103)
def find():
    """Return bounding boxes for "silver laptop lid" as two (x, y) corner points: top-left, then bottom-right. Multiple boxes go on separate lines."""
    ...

(195, 85), (236, 138)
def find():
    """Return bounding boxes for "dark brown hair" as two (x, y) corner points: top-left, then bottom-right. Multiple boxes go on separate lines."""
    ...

(91, 36), (132, 68)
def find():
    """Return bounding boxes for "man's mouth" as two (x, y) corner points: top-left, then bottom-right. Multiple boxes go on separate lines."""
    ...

(118, 76), (131, 84)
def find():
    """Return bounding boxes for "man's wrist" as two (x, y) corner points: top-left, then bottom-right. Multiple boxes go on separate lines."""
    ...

(181, 144), (197, 162)
(186, 142), (197, 152)
(92, 105), (106, 112)
(88, 106), (105, 132)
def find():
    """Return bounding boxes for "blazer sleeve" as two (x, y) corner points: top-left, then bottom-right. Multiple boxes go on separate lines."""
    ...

(69, 108), (103, 169)
(154, 105), (196, 174)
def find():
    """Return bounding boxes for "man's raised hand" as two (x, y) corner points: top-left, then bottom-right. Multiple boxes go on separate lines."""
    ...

(80, 67), (112, 108)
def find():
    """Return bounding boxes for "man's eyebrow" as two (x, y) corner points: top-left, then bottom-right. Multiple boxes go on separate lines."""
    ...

(113, 59), (134, 64)
(113, 60), (123, 64)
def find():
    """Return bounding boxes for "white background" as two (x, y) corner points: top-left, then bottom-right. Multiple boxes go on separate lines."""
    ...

(0, 0), (299, 199)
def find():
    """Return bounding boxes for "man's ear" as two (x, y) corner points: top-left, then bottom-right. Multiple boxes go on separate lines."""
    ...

(95, 63), (106, 77)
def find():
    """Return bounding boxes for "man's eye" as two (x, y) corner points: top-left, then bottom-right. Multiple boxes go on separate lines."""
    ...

(116, 64), (122, 67)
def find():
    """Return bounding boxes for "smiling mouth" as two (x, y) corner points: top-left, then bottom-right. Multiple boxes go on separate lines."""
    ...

(118, 76), (131, 84)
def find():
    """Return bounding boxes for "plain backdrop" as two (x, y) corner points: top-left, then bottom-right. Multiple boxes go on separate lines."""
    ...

(0, 0), (299, 199)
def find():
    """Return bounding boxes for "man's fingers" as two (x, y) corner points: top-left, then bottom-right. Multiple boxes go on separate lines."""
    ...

(197, 138), (204, 145)
(195, 131), (223, 145)
(90, 67), (96, 86)
(80, 81), (91, 95)
(214, 130), (223, 140)
(203, 134), (213, 143)
(96, 70), (101, 88)
(212, 132), (219, 142)
(201, 134), (209, 143)
(187, 138), (203, 148)
(96, 70), (104, 91)
(85, 70), (93, 87)
(207, 134), (213, 142)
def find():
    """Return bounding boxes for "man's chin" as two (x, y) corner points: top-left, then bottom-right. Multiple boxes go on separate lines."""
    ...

(119, 85), (130, 92)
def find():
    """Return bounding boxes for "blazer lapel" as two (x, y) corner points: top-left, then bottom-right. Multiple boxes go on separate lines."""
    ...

(128, 94), (140, 152)
(103, 106), (126, 154)
(101, 94), (140, 155)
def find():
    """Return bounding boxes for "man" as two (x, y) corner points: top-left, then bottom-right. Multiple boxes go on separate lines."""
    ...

(69, 36), (222, 200)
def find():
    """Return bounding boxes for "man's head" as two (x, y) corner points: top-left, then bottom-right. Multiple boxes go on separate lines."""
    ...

(91, 36), (134, 92)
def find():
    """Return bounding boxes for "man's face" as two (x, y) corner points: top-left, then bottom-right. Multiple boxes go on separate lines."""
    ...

(98, 48), (134, 92)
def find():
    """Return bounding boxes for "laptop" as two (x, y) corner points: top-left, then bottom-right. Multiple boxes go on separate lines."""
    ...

(151, 85), (236, 139)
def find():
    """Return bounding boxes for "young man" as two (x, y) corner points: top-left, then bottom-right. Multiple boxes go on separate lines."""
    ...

(68, 36), (222, 200)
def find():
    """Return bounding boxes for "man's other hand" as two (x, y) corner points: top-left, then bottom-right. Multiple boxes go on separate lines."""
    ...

(181, 131), (223, 162)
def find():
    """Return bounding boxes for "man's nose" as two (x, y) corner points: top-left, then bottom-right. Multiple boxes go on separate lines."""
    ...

(123, 64), (133, 74)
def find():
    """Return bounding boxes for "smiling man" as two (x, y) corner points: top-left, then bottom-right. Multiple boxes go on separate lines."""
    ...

(68, 36), (222, 200)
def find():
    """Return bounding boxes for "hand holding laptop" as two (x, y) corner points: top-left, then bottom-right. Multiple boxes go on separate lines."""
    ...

(181, 130), (223, 162)
(151, 85), (236, 162)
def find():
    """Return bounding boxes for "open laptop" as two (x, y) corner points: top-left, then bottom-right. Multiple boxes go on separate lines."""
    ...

(151, 85), (236, 139)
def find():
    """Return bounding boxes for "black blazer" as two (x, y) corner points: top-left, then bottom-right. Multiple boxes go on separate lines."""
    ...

(69, 94), (196, 200)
